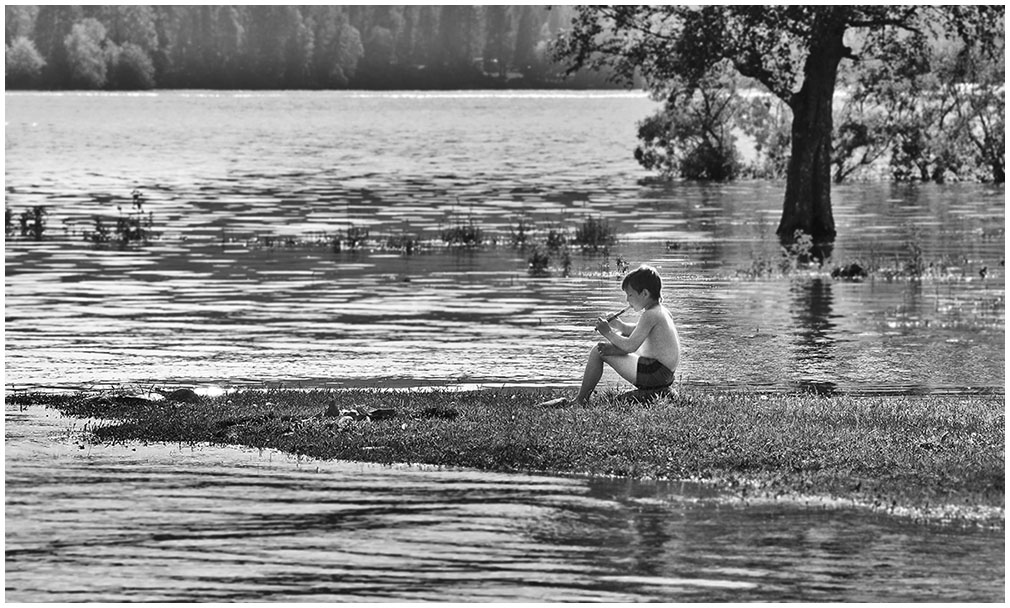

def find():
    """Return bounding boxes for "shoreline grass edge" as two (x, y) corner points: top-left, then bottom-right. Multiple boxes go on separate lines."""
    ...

(7, 386), (1004, 529)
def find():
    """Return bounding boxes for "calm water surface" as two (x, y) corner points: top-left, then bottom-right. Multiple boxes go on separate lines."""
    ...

(5, 405), (1003, 602)
(4, 91), (1004, 394)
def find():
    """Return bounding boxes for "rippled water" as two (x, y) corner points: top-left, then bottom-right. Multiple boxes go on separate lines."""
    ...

(5, 405), (1003, 602)
(4, 91), (1004, 394)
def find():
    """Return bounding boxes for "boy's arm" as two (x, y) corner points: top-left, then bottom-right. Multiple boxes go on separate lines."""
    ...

(596, 312), (656, 353)
(609, 318), (635, 336)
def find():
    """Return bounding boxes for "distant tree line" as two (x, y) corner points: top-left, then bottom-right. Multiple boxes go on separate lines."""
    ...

(5, 5), (621, 90)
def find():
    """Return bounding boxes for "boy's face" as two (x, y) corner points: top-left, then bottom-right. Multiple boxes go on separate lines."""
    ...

(624, 286), (651, 311)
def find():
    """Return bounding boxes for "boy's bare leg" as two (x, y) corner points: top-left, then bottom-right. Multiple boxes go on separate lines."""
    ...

(575, 345), (605, 404)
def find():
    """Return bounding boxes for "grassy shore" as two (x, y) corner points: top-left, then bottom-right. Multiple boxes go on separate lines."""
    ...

(9, 387), (1004, 527)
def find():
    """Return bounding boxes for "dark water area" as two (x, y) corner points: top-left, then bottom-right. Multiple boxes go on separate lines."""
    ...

(4, 91), (1004, 395)
(5, 405), (1003, 602)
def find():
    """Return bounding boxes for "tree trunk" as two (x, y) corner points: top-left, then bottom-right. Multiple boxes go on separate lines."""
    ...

(777, 13), (848, 261)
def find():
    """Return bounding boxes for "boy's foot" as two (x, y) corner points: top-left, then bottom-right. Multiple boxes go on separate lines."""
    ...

(536, 397), (569, 408)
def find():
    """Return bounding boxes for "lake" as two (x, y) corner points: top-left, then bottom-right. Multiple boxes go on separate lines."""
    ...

(3, 90), (1004, 395)
(3, 90), (1005, 601)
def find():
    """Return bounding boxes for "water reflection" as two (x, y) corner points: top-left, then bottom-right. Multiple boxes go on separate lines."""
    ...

(5, 406), (1003, 602)
(790, 278), (839, 394)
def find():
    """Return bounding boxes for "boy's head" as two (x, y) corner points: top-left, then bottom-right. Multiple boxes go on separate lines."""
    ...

(622, 265), (662, 303)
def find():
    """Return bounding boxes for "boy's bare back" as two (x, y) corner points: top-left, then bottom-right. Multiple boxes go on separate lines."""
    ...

(637, 304), (680, 372)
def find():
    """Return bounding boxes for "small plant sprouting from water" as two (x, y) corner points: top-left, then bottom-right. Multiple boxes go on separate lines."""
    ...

(527, 246), (551, 276)
(86, 190), (155, 246)
(573, 215), (616, 251)
(115, 190), (154, 245)
(386, 232), (420, 255)
(903, 226), (926, 278)
(441, 199), (485, 247)
(509, 214), (534, 248)
(736, 231), (822, 279)
(441, 220), (484, 247)
(347, 225), (370, 249)
(778, 230), (817, 274)
(546, 227), (568, 251)
(16, 206), (47, 240)
(329, 224), (371, 252)
(89, 217), (112, 244)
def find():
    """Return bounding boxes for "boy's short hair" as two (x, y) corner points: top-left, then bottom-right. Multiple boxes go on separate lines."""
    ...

(622, 265), (662, 300)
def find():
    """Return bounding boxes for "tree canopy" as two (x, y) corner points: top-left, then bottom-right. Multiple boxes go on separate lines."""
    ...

(554, 6), (1004, 254)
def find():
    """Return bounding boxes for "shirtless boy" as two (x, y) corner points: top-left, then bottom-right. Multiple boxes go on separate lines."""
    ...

(574, 264), (681, 404)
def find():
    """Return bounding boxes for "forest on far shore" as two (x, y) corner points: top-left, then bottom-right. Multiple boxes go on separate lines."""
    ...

(4, 5), (627, 90)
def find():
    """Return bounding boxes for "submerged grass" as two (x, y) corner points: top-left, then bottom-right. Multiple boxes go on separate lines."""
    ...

(9, 387), (1004, 527)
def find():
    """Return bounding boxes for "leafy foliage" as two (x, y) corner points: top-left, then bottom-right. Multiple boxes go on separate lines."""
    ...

(7, 5), (620, 90)
(107, 42), (155, 89)
(635, 68), (743, 181)
(4, 36), (46, 88)
(64, 17), (108, 88)
(554, 6), (1004, 243)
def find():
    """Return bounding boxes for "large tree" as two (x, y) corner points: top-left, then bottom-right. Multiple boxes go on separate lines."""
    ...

(554, 6), (1003, 256)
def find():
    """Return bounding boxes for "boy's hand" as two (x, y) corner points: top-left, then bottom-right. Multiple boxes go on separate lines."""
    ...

(597, 342), (625, 356)
(594, 317), (613, 335)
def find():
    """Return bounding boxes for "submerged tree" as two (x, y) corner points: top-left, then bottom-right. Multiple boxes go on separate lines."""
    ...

(554, 6), (1003, 257)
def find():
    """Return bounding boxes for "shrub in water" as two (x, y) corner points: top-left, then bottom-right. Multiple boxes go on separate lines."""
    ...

(441, 222), (483, 247)
(509, 215), (534, 248)
(527, 246), (551, 276)
(546, 227), (567, 251)
(18, 206), (46, 240)
(573, 216), (615, 251)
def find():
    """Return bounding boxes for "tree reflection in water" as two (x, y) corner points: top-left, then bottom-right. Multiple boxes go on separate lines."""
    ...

(790, 278), (839, 395)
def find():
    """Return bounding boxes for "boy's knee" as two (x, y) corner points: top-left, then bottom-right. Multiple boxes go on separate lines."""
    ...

(596, 342), (622, 359)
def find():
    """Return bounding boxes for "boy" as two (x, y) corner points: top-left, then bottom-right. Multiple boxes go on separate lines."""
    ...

(573, 264), (680, 404)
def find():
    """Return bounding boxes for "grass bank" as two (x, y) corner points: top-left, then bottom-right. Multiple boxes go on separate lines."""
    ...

(9, 387), (1004, 527)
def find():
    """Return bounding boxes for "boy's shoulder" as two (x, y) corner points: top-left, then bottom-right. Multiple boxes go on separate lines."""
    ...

(644, 303), (674, 322)
(642, 304), (665, 320)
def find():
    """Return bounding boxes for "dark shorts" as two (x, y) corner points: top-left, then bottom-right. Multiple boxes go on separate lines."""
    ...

(635, 357), (675, 389)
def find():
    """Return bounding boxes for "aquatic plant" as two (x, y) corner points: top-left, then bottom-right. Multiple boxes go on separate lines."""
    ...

(573, 215), (616, 251)
(440, 221), (484, 247)
(508, 214), (534, 248)
(88, 216), (112, 244)
(903, 226), (926, 278)
(527, 246), (551, 276)
(545, 227), (568, 251)
(386, 232), (420, 255)
(17, 206), (47, 240)
(346, 225), (370, 249)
